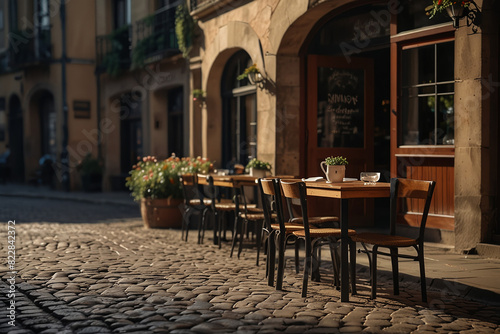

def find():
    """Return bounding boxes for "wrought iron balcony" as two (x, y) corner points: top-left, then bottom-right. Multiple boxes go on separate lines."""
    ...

(8, 28), (52, 68)
(133, 6), (180, 68)
(96, 25), (132, 76)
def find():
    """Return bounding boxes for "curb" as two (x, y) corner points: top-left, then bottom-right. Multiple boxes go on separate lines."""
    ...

(0, 191), (137, 208)
(356, 264), (500, 306)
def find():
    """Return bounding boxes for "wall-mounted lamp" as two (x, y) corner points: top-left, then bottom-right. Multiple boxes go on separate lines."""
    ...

(247, 72), (264, 86)
(446, 0), (481, 33)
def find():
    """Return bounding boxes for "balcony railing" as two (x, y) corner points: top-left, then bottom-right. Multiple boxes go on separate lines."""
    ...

(133, 6), (179, 68)
(8, 28), (52, 68)
(96, 25), (132, 76)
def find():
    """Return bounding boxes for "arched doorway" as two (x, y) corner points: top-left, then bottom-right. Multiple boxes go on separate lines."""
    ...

(220, 50), (257, 169)
(8, 95), (25, 182)
(302, 4), (392, 226)
(119, 92), (142, 174)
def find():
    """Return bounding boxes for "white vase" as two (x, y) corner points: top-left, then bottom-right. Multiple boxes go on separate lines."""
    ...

(320, 162), (345, 183)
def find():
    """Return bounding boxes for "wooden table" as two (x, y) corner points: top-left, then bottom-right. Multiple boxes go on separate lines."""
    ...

(197, 174), (259, 188)
(304, 180), (390, 302)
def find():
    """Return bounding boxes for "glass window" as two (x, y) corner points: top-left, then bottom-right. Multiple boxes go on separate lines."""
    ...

(168, 87), (184, 156)
(401, 40), (454, 146)
(221, 50), (257, 168)
(113, 0), (130, 29)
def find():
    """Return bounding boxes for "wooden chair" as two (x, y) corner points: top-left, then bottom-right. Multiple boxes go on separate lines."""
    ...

(350, 178), (436, 302)
(199, 175), (237, 248)
(230, 184), (265, 265)
(180, 173), (208, 242)
(258, 178), (301, 288)
(279, 179), (356, 297)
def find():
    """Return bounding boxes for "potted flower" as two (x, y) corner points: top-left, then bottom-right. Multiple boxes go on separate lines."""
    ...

(237, 63), (263, 85)
(126, 155), (212, 228)
(246, 158), (271, 178)
(320, 156), (348, 183)
(77, 153), (103, 192)
(192, 89), (205, 103)
(426, 0), (471, 20)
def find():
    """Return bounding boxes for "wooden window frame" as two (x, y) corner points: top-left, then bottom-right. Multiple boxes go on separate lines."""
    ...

(390, 20), (456, 175)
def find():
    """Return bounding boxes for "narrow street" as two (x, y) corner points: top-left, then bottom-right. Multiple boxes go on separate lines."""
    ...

(0, 196), (499, 333)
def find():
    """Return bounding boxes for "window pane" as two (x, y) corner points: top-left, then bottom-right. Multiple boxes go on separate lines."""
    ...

(400, 41), (454, 146)
(437, 41), (454, 82)
(437, 94), (454, 145)
(402, 45), (434, 87)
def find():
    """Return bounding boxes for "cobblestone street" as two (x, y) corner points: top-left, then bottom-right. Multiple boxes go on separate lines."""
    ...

(0, 196), (499, 333)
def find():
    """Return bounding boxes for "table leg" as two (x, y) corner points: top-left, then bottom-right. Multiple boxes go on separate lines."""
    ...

(340, 198), (349, 302)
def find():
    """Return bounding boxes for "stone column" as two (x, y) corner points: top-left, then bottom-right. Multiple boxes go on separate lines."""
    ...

(454, 0), (499, 251)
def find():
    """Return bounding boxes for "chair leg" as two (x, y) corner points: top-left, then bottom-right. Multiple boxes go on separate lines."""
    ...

(276, 232), (286, 291)
(198, 207), (209, 244)
(371, 245), (378, 300)
(294, 239), (301, 274)
(416, 246), (427, 302)
(390, 247), (399, 296)
(349, 239), (357, 294)
(267, 231), (276, 287)
(218, 211), (224, 249)
(328, 240), (340, 289)
(255, 220), (263, 266)
(230, 214), (240, 257)
(184, 208), (192, 242)
(313, 242), (321, 282)
(237, 218), (246, 258)
(302, 251), (312, 298)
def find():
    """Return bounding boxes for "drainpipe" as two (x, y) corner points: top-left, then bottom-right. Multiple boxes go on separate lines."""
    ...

(60, 1), (69, 191)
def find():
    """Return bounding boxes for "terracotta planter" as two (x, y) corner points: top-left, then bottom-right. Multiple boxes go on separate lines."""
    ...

(140, 198), (183, 229)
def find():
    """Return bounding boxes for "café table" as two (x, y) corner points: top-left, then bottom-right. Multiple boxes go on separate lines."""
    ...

(304, 180), (390, 302)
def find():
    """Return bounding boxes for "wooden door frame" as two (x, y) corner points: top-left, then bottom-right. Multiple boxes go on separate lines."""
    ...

(304, 54), (374, 178)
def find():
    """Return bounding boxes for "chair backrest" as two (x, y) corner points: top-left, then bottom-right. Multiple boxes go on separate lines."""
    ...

(180, 173), (200, 206)
(390, 178), (436, 242)
(258, 178), (286, 232)
(280, 179), (311, 240)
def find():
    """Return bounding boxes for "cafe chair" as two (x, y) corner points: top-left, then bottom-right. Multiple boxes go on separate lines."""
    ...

(280, 179), (356, 297)
(258, 178), (304, 289)
(180, 173), (209, 242)
(350, 178), (436, 302)
(199, 175), (237, 248)
(230, 184), (265, 265)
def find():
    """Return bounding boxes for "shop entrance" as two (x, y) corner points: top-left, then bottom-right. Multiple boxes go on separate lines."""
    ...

(304, 4), (391, 227)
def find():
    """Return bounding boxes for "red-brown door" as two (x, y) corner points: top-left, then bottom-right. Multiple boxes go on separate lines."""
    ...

(306, 55), (375, 226)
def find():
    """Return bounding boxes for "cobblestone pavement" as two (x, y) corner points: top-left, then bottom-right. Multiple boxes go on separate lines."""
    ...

(0, 197), (499, 333)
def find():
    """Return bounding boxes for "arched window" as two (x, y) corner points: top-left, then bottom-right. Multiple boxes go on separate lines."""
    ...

(220, 50), (257, 169)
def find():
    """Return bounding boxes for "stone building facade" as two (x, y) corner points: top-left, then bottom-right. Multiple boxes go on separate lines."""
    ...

(188, 0), (500, 254)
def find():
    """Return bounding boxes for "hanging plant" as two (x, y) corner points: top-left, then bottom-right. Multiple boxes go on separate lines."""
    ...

(237, 64), (260, 81)
(426, 0), (471, 19)
(192, 89), (205, 101)
(175, 4), (196, 59)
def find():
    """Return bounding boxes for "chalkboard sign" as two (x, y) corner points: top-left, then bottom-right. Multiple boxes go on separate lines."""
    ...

(317, 67), (364, 148)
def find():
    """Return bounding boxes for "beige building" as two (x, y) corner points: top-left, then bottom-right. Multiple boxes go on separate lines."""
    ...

(95, 0), (191, 191)
(0, 0), (98, 189)
(188, 0), (499, 254)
